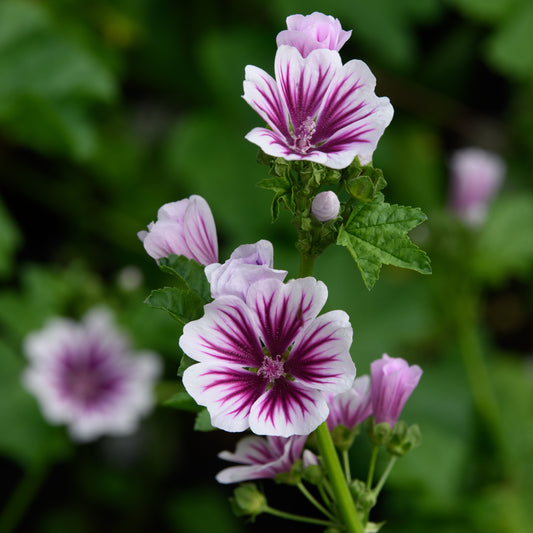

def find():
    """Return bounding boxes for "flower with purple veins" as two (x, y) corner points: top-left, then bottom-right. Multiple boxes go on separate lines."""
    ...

(180, 277), (356, 437)
(216, 434), (307, 484)
(22, 308), (161, 442)
(205, 240), (287, 300)
(138, 195), (218, 264)
(326, 375), (372, 431)
(243, 45), (393, 169)
(370, 354), (422, 428)
(276, 12), (352, 58)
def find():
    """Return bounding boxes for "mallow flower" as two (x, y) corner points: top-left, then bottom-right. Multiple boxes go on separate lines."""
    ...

(243, 44), (393, 169)
(138, 195), (218, 264)
(180, 277), (356, 437)
(22, 308), (161, 442)
(449, 147), (505, 227)
(216, 435), (307, 484)
(370, 354), (422, 427)
(326, 375), (372, 431)
(205, 240), (287, 300)
(276, 12), (352, 58)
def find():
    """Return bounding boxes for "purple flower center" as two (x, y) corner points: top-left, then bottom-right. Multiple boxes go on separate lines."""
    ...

(56, 346), (125, 410)
(257, 354), (286, 382)
(293, 116), (316, 154)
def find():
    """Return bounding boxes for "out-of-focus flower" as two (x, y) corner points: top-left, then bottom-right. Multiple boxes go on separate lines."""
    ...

(216, 435), (307, 483)
(116, 265), (144, 292)
(276, 12), (352, 58)
(370, 354), (422, 427)
(205, 240), (287, 300)
(180, 277), (356, 437)
(243, 45), (393, 170)
(138, 195), (218, 264)
(22, 308), (161, 442)
(449, 147), (505, 227)
(311, 191), (341, 222)
(326, 375), (372, 431)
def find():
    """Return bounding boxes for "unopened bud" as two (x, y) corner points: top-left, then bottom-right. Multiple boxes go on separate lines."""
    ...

(311, 191), (340, 222)
(230, 483), (267, 519)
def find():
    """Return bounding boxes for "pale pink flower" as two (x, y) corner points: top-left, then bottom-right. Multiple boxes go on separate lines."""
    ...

(205, 240), (287, 300)
(449, 148), (505, 226)
(311, 191), (340, 222)
(22, 308), (161, 442)
(180, 277), (356, 437)
(138, 195), (218, 264)
(276, 12), (352, 58)
(326, 375), (372, 431)
(370, 354), (422, 427)
(216, 435), (307, 484)
(243, 45), (393, 169)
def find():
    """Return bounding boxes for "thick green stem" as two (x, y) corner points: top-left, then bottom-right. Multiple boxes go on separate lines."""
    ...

(299, 253), (316, 278)
(315, 422), (365, 533)
(265, 506), (339, 528)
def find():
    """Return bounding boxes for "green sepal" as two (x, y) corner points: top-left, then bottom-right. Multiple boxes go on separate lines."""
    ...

(386, 421), (422, 456)
(350, 479), (376, 511)
(275, 459), (302, 485)
(301, 463), (324, 485)
(366, 417), (392, 446)
(230, 483), (267, 520)
(257, 175), (294, 221)
(345, 167), (387, 202)
(331, 423), (360, 451)
(337, 198), (431, 289)
(194, 408), (216, 431)
(157, 254), (211, 302)
(144, 286), (205, 324)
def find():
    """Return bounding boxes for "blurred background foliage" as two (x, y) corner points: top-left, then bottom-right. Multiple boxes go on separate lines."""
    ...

(1, 0), (532, 532)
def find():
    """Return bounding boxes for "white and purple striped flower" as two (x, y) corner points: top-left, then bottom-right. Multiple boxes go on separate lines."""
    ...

(326, 375), (372, 431)
(180, 277), (356, 437)
(370, 354), (422, 428)
(22, 308), (161, 442)
(276, 12), (352, 58)
(216, 434), (307, 484)
(138, 195), (218, 264)
(243, 45), (393, 169)
(205, 240), (287, 300)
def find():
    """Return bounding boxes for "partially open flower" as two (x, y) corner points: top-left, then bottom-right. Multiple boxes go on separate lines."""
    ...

(276, 12), (352, 58)
(311, 191), (340, 222)
(449, 148), (505, 227)
(370, 354), (422, 428)
(22, 308), (161, 442)
(326, 375), (372, 431)
(216, 435), (307, 484)
(138, 195), (218, 264)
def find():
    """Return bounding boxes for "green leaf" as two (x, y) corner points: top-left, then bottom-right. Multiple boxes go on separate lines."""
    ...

(162, 382), (201, 413)
(194, 409), (216, 432)
(337, 199), (431, 289)
(145, 287), (205, 325)
(158, 254), (211, 302)
(177, 353), (197, 377)
(257, 175), (294, 221)
(0, 196), (21, 279)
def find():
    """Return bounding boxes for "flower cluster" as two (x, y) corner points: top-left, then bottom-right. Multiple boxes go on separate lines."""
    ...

(243, 12), (394, 169)
(23, 308), (161, 442)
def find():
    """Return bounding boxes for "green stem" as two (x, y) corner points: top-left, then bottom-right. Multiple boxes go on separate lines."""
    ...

(0, 463), (48, 533)
(342, 449), (352, 484)
(297, 482), (335, 521)
(299, 253), (316, 277)
(264, 506), (339, 528)
(315, 422), (365, 533)
(318, 483), (332, 508)
(372, 456), (397, 497)
(366, 446), (379, 490)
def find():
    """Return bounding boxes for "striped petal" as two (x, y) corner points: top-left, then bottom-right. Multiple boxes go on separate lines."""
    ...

(287, 310), (355, 393)
(246, 277), (327, 357)
(249, 378), (329, 436)
(179, 296), (265, 368)
(183, 363), (267, 433)
(183, 195), (218, 265)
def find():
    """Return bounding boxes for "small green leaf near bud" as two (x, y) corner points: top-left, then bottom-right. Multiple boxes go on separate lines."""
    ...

(230, 483), (267, 520)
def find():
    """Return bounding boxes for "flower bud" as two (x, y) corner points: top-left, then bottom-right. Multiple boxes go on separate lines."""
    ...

(448, 147), (505, 227)
(276, 12), (352, 58)
(230, 483), (267, 518)
(311, 191), (340, 222)
(386, 421), (422, 457)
